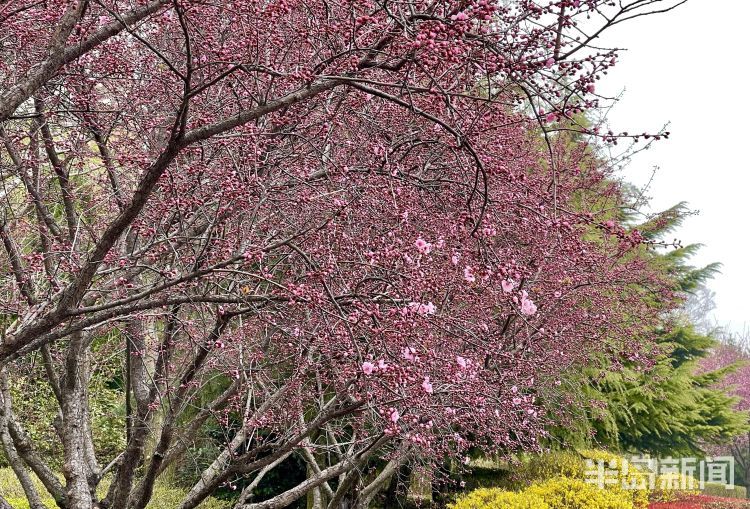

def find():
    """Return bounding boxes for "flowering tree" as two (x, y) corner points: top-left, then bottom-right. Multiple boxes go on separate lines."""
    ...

(0, 1), (687, 508)
(701, 332), (750, 493)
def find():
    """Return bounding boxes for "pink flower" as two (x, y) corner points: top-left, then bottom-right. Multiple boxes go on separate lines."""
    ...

(451, 11), (468, 21)
(409, 301), (436, 316)
(403, 346), (416, 361)
(362, 362), (375, 375)
(520, 295), (537, 316)
(463, 266), (476, 283)
(414, 238), (432, 254)
(390, 409), (400, 423)
(377, 359), (388, 370)
(421, 377), (433, 394)
(457, 356), (468, 369)
(545, 57), (555, 68)
(451, 253), (460, 265)
(501, 279), (514, 293)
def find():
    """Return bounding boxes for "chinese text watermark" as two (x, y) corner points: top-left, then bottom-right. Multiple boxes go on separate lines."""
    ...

(584, 456), (735, 490)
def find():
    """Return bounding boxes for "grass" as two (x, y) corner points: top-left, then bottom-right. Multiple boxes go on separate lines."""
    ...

(0, 468), (228, 508)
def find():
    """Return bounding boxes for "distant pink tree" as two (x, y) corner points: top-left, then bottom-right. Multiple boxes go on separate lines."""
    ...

(702, 334), (750, 491)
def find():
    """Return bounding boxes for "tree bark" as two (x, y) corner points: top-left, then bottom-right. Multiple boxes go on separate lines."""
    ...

(60, 332), (95, 509)
(0, 371), (47, 509)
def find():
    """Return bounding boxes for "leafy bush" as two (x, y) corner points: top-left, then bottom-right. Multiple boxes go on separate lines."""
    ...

(455, 449), (715, 509)
(524, 477), (634, 509)
(449, 488), (549, 509)
(702, 482), (747, 499)
(578, 450), (650, 508)
(506, 451), (586, 489)
(450, 477), (635, 509)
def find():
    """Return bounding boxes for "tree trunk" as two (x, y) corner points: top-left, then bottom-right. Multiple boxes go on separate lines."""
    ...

(0, 372), (46, 509)
(61, 332), (94, 509)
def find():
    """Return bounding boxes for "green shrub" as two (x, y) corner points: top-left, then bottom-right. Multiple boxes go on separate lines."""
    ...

(702, 482), (747, 499)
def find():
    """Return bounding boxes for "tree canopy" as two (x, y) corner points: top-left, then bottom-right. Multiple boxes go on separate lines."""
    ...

(0, 1), (727, 508)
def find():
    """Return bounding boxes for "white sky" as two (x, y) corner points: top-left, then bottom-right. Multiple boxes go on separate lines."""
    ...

(595, 0), (750, 332)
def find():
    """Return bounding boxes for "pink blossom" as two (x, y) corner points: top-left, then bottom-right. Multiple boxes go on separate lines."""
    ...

(414, 237), (432, 254)
(390, 409), (400, 423)
(362, 362), (375, 375)
(520, 295), (537, 316)
(409, 301), (436, 315)
(403, 346), (417, 361)
(463, 266), (476, 283)
(456, 355), (468, 369)
(501, 279), (514, 293)
(451, 253), (460, 265)
(377, 359), (388, 370)
(451, 11), (469, 21)
(545, 57), (555, 68)
(421, 377), (433, 394)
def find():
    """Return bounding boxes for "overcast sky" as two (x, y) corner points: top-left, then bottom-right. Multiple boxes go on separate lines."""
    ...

(594, 0), (750, 332)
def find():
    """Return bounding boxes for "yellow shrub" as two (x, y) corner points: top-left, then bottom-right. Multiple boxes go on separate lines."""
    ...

(449, 488), (550, 509)
(524, 477), (634, 509)
(514, 451), (586, 484)
(578, 450), (649, 508)
(651, 472), (700, 502)
(456, 450), (703, 509)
